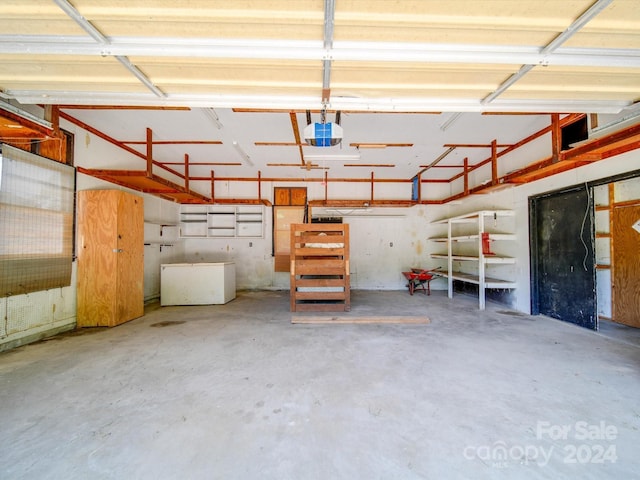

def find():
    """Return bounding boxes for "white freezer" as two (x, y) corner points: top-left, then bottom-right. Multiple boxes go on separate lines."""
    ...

(161, 262), (236, 306)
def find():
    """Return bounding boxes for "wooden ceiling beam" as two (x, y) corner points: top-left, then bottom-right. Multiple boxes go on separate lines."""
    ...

(601, 139), (640, 160)
(58, 105), (190, 111)
(503, 158), (591, 184)
(60, 110), (187, 180)
(160, 162), (241, 166)
(0, 109), (53, 138)
(562, 122), (640, 162)
(551, 113), (561, 164)
(344, 164), (395, 167)
(199, 176), (412, 183)
(77, 166), (210, 203)
(123, 140), (222, 145)
(309, 199), (415, 207)
(473, 123), (640, 188)
(232, 108), (440, 115)
(482, 112), (557, 116)
(289, 111), (305, 166)
(350, 143), (413, 148)
(441, 113), (588, 183)
(420, 179), (451, 183)
(419, 165), (464, 169)
(443, 143), (512, 148)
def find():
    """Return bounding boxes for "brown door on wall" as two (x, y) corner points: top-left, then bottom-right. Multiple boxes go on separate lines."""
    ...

(274, 206), (305, 272)
(612, 203), (640, 327)
(273, 187), (307, 272)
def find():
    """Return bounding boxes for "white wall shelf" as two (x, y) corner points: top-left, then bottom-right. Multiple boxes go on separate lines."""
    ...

(429, 210), (516, 309)
(180, 205), (264, 238)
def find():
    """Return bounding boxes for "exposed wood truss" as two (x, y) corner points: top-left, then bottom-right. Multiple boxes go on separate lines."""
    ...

(66, 111), (640, 205)
(3, 104), (639, 206)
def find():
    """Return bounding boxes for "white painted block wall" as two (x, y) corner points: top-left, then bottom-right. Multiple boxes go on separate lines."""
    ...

(0, 119), (184, 351)
(3, 117), (639, 351)
(443, 149), (640, 314)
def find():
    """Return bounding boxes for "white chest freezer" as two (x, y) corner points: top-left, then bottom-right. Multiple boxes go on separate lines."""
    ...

(161, 262), (236, 306)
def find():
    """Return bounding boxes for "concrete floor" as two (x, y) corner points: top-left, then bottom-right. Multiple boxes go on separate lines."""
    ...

(1, 290), (639, 480)
(597, 318), (640, 348)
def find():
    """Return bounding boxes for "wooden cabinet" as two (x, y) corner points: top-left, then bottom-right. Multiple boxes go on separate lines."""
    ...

(274, 187), (307, 206)
(77, 190), (144, 327)
(429, 210), (516, 310)
(274, 187), (291, 206)
(290, 188), (307, 206)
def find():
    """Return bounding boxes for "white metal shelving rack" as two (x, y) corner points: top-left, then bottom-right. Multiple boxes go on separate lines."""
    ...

(430, 210), (516, 309)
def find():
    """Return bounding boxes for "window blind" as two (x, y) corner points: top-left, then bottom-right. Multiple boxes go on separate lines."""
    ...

(0, 144), (75, 296)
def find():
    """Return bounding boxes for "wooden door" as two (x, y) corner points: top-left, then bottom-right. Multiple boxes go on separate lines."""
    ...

(274, 206), (305, 272)
(612, 204), (640, 327)
(77, 190), (119, 327)
(116, 192), (144, 324)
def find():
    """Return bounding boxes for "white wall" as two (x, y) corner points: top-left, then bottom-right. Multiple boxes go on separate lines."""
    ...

(179, 200), (437, 290)
(4, 116), (639, 351)
(72, 119), (185, 303)
(0, 273), (77, 352)
(177, 148), (640, 313)
(593, 184), (612, 319)
(593, 176), (640, 320)
(0, 118), (182, 351)
(443, 149), (640, 314)
(180, 206), (273, 290)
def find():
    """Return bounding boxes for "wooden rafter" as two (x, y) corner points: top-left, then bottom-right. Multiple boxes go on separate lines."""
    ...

(289, 111), (305, 166)
(551, 113), (561, 164)
(59, 111), (184, 179)
(267, 163), (305, 167)
(344, 164), (395, 167)
(255, 142), (303, 146)
(160, 162), (241, 166)
(123, 140), (222, 145)
(59, 106), (190, 111)
(76, 167), (210, 203)
(471, 121), (640, 188)
(442, 113), (586, 183)
(53, 107), (640, 206)
(350, 143), (413, 148)
(443, 143), (512, 148)
(233, 108), (440, 115)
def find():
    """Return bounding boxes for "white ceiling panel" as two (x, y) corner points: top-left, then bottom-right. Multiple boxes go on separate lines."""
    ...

(0, 0), (638, 198)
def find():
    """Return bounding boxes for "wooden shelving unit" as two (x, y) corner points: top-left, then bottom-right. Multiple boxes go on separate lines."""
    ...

(290, 223), (350, 312)
(429, 210), (516, 309)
